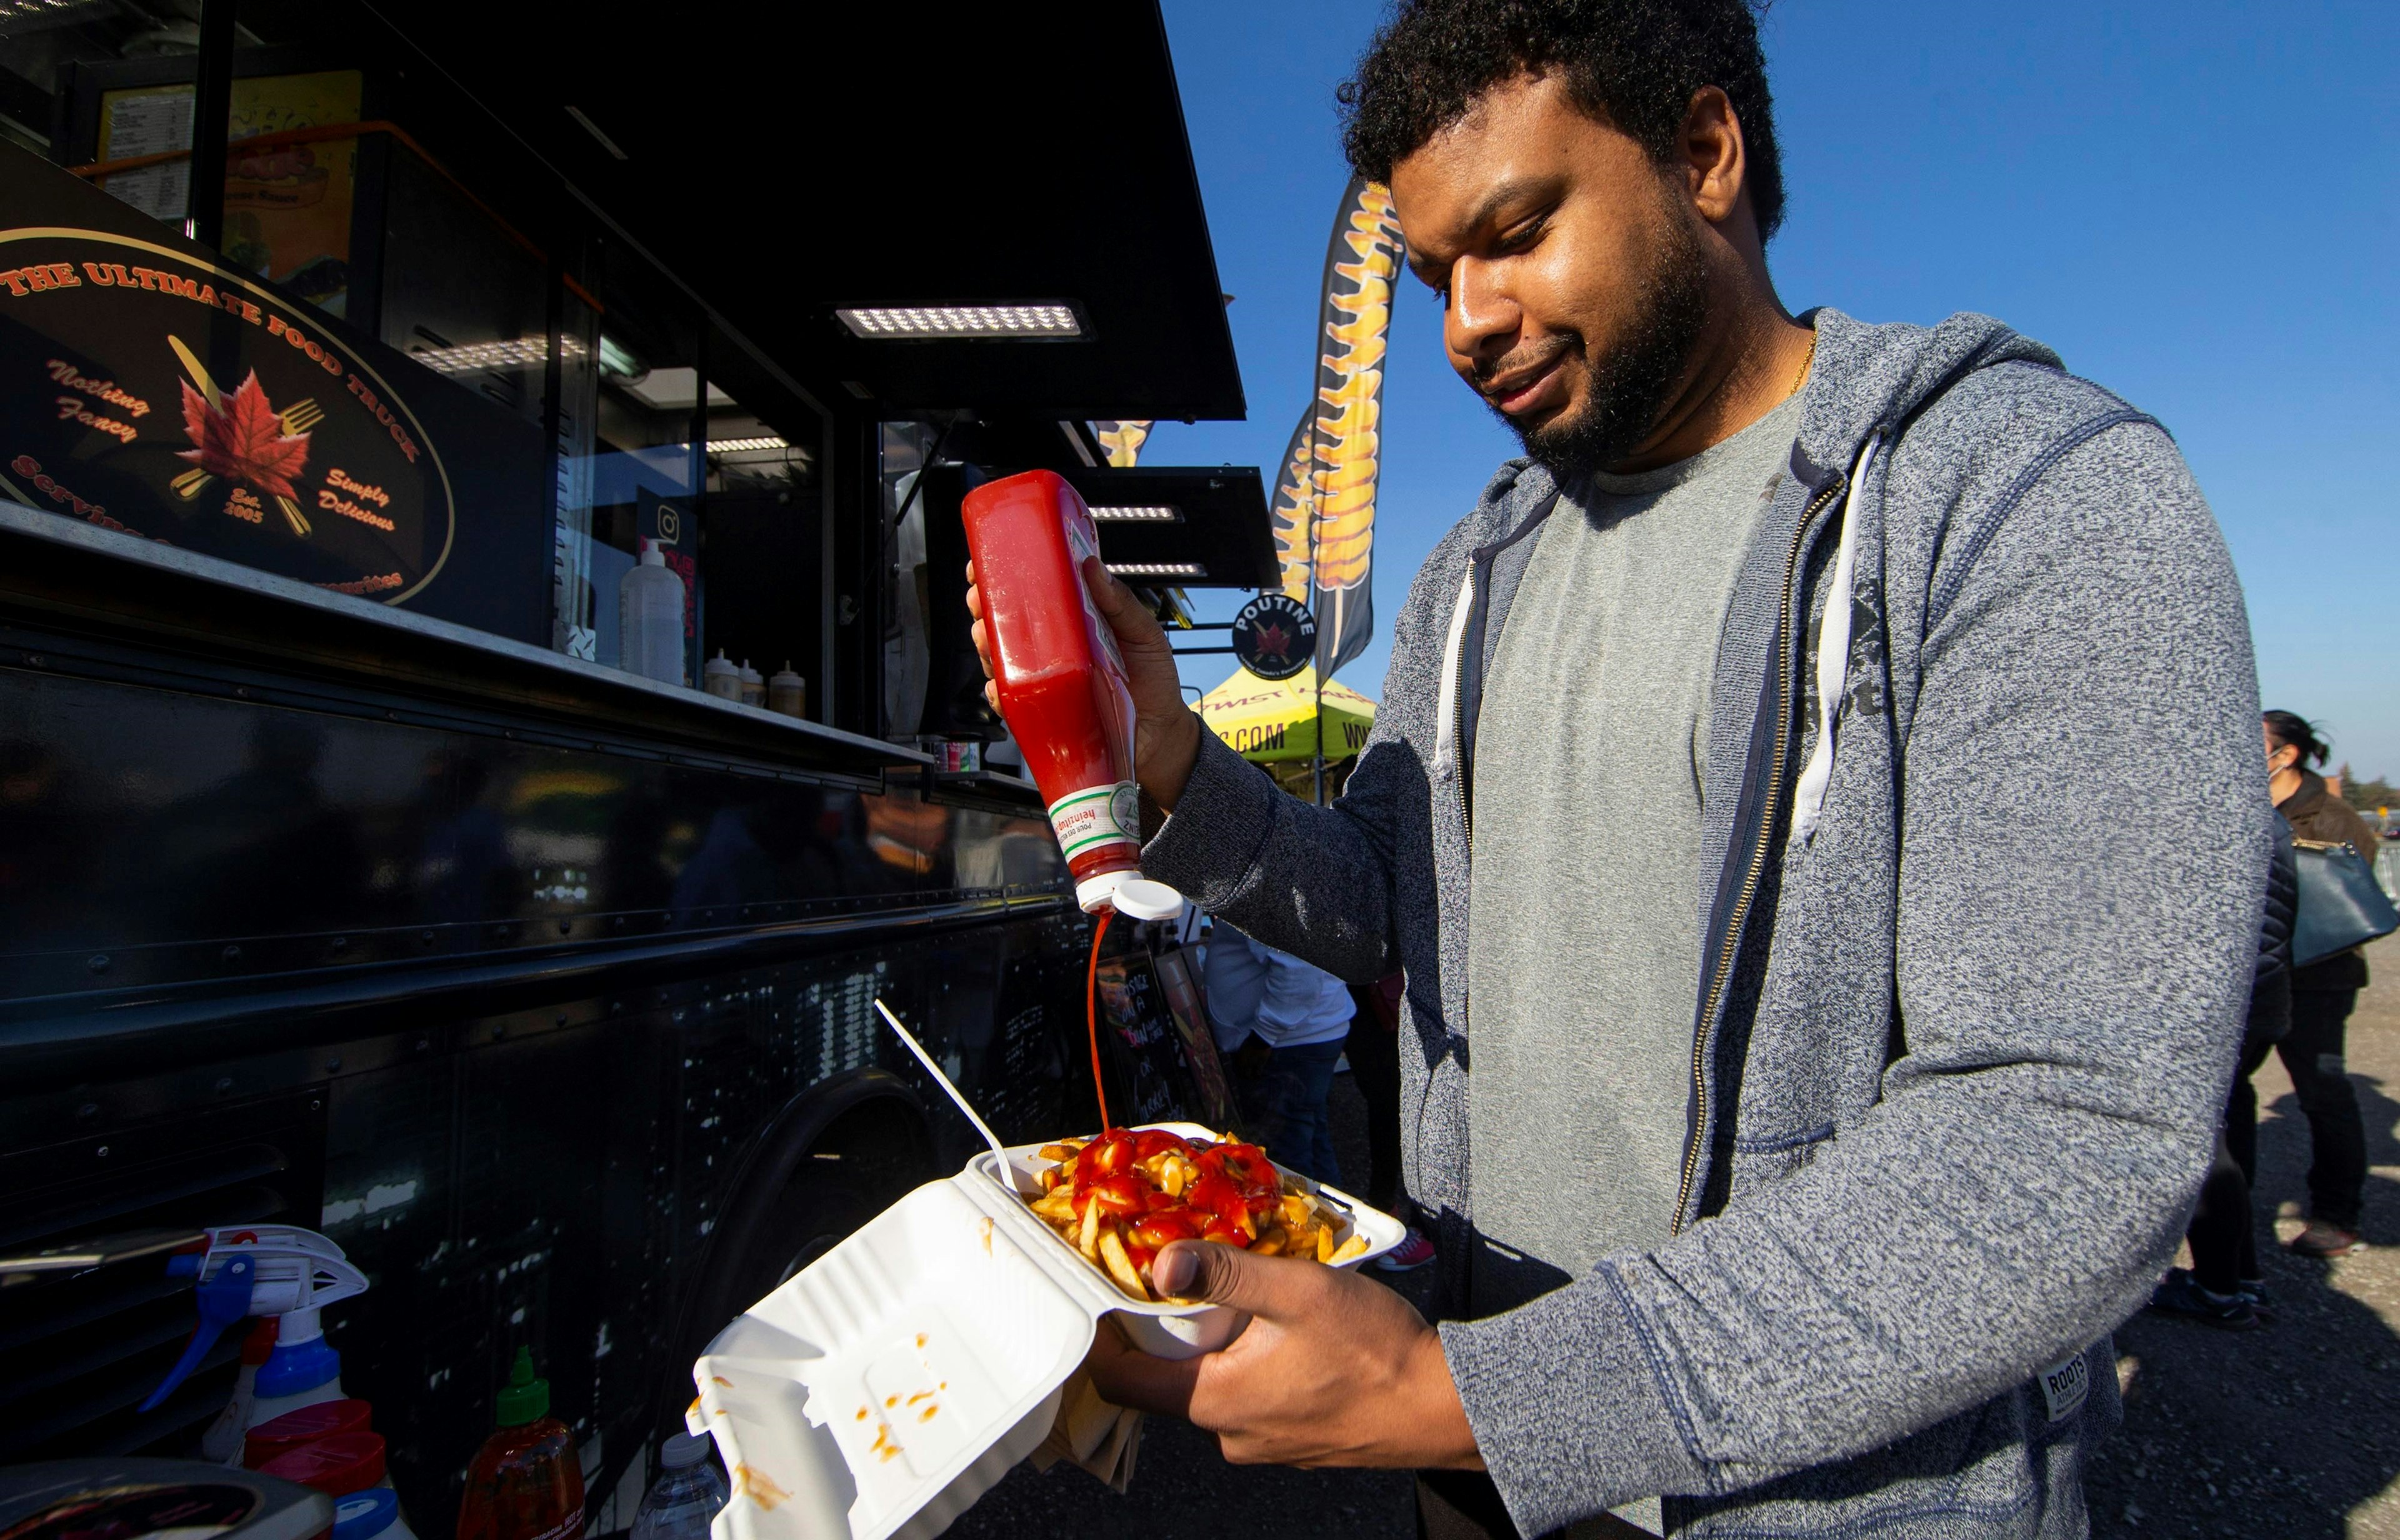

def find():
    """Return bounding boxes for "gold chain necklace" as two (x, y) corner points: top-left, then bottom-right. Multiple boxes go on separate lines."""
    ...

(1789, 327), (1819, 399)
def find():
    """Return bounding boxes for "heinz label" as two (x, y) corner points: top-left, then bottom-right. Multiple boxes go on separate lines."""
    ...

(1048, 781), (1139, 861)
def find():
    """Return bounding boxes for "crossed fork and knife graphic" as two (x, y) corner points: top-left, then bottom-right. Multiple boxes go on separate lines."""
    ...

(164, 334), (325, 538)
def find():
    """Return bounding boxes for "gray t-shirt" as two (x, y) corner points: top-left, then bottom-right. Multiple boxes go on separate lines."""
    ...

(1465, 392), (1801, 1308)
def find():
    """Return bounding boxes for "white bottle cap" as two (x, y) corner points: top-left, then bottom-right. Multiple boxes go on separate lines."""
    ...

(639, 545), (666, 567)
(661, 1431), (713, 1469)
(1074, 871), (1183, 920)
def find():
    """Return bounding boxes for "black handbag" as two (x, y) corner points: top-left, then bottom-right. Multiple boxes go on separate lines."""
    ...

(2290, 838), (2400, 968)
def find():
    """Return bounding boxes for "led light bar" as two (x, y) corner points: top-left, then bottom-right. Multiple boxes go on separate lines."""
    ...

(708, 435), (789, 454)
(596, 333), (644, 381)
(411, 335), (586, 376)
(1088, 505), (1182, 523)
(835, 304), (1082, 340)
(1106, 562), (1206, 579)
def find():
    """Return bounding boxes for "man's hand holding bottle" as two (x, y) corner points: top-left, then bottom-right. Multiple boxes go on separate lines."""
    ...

(966, 556), (1204, 809)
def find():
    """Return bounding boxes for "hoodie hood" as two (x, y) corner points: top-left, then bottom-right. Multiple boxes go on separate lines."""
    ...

(1794, 308), (2064, 485)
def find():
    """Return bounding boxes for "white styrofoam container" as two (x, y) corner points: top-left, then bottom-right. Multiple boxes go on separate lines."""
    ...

(968, 1121), (1406, 1357)
(691, 1122), (1405, 1540)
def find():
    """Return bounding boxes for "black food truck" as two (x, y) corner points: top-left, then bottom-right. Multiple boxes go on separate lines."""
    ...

(0, 2), (1276, 1527)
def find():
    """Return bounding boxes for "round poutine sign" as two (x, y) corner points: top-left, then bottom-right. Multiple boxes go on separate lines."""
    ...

(0, 226), (453, 600)
(1231, 592), (1317, 681)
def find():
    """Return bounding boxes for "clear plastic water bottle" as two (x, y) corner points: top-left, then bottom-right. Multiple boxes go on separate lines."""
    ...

(629, 1434), (726, 1540)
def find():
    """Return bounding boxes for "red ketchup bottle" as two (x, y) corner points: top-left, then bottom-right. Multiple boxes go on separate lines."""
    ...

(961, 469), (1156, 914)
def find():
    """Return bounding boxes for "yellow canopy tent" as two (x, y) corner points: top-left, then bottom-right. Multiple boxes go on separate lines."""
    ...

(1198, 665), (1376, 764)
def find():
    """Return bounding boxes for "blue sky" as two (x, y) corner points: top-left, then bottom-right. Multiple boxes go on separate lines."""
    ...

(1151, 0), (2400, 781)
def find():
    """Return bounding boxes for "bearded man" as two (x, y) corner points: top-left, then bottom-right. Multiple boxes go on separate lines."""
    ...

(972, 2), (2266, 1534)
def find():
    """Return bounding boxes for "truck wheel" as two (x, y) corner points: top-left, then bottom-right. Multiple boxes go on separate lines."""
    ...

(689, 1134), (926, 1356)
(747, 1165), (878, 1299)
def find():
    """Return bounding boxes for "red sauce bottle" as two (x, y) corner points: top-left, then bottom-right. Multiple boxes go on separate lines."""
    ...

(962, 470), (1146, 912)
(455, 1348), (584, 1540)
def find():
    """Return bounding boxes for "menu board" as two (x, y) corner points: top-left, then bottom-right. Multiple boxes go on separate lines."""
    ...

(1094, 955), (1186, 1127)
(96, 71), (363, 315)
(1094, 946), (1240, 1131)
(0, 142), (548, 642)
(1150, 946), (1237, 1129)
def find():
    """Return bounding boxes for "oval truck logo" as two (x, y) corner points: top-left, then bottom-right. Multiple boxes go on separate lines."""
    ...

(0, 227), (454, 601)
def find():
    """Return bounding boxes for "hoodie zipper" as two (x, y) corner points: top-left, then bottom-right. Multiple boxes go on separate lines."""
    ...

(1669, 476), (1844, 1234)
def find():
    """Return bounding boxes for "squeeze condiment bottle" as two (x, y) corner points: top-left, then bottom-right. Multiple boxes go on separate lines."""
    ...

(766, 661), (805, 718)
(960, 469), (1149, 912)
(701, 650), (741, 702)
(456, 1348), (584, 1540)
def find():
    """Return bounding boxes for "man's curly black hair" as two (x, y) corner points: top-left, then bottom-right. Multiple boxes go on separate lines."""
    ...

(1338, 0), (1786, 242)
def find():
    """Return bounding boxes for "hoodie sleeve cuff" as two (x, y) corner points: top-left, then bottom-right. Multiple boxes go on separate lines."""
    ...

(1438, 1264), (1713, 1535)
(1141, 724), (1280, 910)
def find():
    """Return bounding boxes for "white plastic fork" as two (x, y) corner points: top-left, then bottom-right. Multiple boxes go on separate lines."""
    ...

(872, 999), (1031, 1194)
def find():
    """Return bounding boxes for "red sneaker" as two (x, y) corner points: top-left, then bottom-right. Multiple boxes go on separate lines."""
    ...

(1375, 1227), (1436, 1272)
(2289, 1220), (2365, 1259)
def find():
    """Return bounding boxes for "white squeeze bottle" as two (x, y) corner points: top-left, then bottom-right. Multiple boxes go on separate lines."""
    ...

(702, 649), (741, 701)
(621, 543), (688, 687)
(629, 1433), (727, 1540)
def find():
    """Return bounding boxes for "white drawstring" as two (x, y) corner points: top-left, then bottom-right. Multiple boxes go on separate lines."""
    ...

(1431, 566), (1476, 783)
(1790, 433), (1880, 846)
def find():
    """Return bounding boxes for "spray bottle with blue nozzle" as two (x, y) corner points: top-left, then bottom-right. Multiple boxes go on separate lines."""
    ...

(142, 1224), (369, 1434)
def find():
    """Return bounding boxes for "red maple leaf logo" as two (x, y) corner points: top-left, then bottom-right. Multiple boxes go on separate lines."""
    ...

(177, 370), (311, 500)
(1253, 619), (1291, 660)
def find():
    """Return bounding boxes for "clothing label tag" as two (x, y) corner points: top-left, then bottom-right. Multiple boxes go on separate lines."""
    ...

(2036, 1350), (2089, 1422)
(1048, 782), (1139, 860)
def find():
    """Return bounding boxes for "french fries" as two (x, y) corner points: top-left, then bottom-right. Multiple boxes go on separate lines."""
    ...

(1016, 1126), (1378, 1301)
(1097, 1228), (1149, 1301)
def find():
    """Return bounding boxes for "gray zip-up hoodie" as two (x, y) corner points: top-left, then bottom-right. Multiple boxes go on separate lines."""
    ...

(1145, 309), (2268, 1537)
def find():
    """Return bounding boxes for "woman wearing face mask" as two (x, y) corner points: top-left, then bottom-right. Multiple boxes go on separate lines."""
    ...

(2264, 709), (2386, 1259)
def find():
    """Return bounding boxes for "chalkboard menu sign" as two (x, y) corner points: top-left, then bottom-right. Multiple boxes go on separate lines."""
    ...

(0, 143), (548, 643)
(1151, 946), (1236, 1129)
(1094, 946), (1239, 1131)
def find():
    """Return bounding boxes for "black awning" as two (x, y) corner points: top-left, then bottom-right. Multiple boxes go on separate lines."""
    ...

(1066, 466), (1277, 590)
(367, 1), (1245, 422)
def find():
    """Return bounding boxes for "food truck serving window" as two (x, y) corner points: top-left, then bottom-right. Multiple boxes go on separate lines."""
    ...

(0, 0), (827, 716)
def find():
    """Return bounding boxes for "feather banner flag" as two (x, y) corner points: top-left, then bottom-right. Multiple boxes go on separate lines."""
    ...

(1268, 402), (1317, 602)
(1091, 420), (1152, 468)
(1268, 176), (1406, 679)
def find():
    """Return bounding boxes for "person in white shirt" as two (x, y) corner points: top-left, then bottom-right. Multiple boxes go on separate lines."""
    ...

(1203, 918), (1355, 1182)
